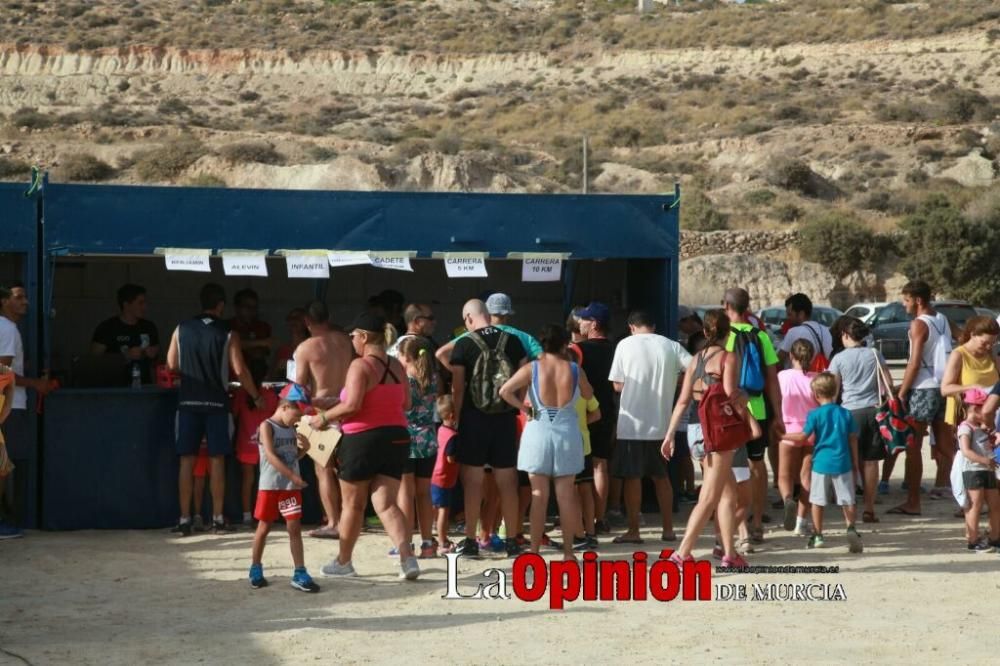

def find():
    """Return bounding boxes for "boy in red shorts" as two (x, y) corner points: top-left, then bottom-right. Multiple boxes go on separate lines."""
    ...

(250, 383), (319, 592)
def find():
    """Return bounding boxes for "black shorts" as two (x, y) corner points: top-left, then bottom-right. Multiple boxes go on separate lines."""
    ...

(963, 470), (998, 491)
(575, 454), (594, 484)
(673, 431), (690, 460)
(456, 408), (517, 469)
(745, 420), (769, 462)
(176, 410), (232, 457)
(851, 407), (885, 462)
(518, 470), (530, 488)
(611, 440), (668, 480)
(588, 419), (615, 460)
(403, 456), (436, 479)
(337, 426), (410, 482)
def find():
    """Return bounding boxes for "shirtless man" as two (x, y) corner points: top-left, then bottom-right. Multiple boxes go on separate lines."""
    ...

(294, 301), (353, 539)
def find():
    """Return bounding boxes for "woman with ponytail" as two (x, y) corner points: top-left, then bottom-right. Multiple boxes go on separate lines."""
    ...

(397, 336), (441, 559)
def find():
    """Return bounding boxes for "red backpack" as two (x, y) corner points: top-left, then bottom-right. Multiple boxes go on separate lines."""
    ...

(698, 381), (754, 453)
(801, 322), (830, 372)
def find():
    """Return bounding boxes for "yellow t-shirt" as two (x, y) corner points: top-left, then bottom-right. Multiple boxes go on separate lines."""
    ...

(575, 396), (600, 456)
(945, 346), (998, 425)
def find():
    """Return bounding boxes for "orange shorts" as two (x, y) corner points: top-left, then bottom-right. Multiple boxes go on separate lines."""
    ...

(254, 490), (303, 522)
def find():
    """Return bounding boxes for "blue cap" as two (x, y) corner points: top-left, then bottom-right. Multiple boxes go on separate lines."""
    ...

(578, 301), (610, 326)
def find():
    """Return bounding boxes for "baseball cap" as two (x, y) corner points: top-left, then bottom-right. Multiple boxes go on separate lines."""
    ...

(578, 301), (610, 326)
(677, 305), (696, 320)
(963, 388), (989, 406)
(486, 293), (514, 316)
(349, 311), (387, 333)
(279, 383), (311, 411)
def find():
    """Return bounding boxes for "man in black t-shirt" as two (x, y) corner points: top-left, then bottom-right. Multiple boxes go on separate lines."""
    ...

(90, 283), (160, 384)
(448, 299), (527, 558)
(575, 302), (618, 533)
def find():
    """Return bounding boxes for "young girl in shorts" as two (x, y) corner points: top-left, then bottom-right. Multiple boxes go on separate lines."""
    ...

(956, 388), (1000, 552)
(778, 339), (819, 535)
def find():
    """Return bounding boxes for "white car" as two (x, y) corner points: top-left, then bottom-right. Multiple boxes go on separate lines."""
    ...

(844, 302), (889, 325)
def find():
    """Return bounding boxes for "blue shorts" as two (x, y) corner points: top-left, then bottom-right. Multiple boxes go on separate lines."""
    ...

(430, 483), (454, 509)
(176, 410), (232, 457)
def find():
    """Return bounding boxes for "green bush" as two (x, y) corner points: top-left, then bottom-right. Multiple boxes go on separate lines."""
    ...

(766, 157), (817, 196)
(9, 107), (54, 129)
(56, 153), (115, 182)
(185, 173), (227, 188)
(899, 194), (1000, 304)
(219, 141), (284, 165)
(134, 137), (207, 181)
(681, 190), (728, 231)
(0, 157), (31, 179)
(744, 189), (776, 206)
(798, 213), (890, 278)
(933, 86), (994, 123)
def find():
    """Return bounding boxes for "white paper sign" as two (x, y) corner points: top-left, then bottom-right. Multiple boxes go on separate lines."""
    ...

(370, 253), (413, 272)
(164, 250), (211, 273)
(328, 252), (371, 268)
(444, 254), (488, 278)
(522, 257), (562, 282)
(221, 253), (268, 277)
(285, 253), (330, 279)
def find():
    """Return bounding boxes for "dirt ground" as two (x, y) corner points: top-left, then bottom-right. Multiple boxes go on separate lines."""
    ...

(3, 444), (1000, 666)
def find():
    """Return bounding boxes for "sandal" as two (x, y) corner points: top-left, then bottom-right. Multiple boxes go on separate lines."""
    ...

(612, 534), (644, 545)
(862, 511), (880, 524)
(737, 538), (754, 555)
(660, 531), (677, 542)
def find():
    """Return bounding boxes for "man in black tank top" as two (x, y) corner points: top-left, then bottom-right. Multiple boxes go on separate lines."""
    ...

(167, 283), (263, 536)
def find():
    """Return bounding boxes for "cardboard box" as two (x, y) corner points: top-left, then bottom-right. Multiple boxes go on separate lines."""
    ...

(295, 419), (341, 468)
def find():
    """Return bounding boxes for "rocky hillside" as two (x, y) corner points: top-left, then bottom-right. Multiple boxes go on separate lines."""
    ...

(0, 0), (998, 304)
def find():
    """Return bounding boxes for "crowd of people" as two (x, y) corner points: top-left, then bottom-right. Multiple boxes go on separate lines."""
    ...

(3, 277), (1000, 590)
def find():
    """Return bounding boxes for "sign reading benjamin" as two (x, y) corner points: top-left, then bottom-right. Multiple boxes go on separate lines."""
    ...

(285, 253), (330, 279)
(369, 253), (414, 272)
(522, 256), (562, 282)
(444, 253), (488, 278)
(221, 252), (268, 277)
(163, 249), (212, 273)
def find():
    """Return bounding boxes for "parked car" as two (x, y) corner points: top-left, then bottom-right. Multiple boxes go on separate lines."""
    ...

(870, 300), (977, 360)
(975, 307), (998, 320)
(844, 302), (889, 325)
(757, 305), (844, 339)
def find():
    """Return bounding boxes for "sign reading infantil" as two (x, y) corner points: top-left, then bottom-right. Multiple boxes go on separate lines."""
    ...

(444, 253), (488, 278)
(282, 251), (330, 279)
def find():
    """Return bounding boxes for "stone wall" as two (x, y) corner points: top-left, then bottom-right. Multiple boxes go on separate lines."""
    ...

(680, 229), (800, 260)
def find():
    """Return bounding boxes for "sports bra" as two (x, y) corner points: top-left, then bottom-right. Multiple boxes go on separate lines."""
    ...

(340, 355), (408, 434)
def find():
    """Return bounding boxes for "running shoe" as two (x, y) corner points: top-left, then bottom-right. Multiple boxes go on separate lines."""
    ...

(846, 527), (863, 554)
(399, 556), (421, 581)
(572, 536), (589, 551)
(504, 537), (523, 558)
(419, 540), (438, 559)
(388, 543), (414, 557)
(605, 509), (626, 528)
(170, 521), (192, 537)
(585, 534), (599, 550)
(454, 537), (480, 558)
(0, 523), (23, 540)
(249, 563), (268, 589)
(712, 543), (724, 560)
(594, 519), (611, 535)
(807, 534), (825, 549)
(489, 534), (506, 553)
(721, 554), (749, 569)
(749, 525), (765, 544)
(877, 480), (889, 496)
(794, 522), (814, 537)
(967, 541), (996, 553)
(291, 569), (321, 592)
(476, 537), (492, 551)
(193, 515), (206, 532)
(321, 559), (357, 577)
(213, 520), (235, 534)
(782, 498), (797, 532)
(540, 533), (563, 550)
(514, 533), (529, 547)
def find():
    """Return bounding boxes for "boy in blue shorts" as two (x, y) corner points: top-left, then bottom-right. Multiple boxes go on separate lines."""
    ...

(250, 384), (320, 592)
(786, 372), (863, 553)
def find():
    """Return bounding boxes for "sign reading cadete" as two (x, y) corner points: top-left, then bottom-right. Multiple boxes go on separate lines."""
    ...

(369, 253), (414, 272)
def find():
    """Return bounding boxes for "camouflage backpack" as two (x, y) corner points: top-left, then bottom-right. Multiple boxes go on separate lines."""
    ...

(467, 330), (514, 414)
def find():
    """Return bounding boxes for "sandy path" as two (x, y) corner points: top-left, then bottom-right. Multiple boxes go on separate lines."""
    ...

(2, 445), (999, 665)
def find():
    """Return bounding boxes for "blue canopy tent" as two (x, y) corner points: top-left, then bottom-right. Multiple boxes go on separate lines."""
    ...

(13, 181), (680, 529)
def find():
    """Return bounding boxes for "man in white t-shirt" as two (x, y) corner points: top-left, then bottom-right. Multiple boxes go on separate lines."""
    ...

(0, 283), (51, 538)
(778, 293), (833, 366)
(609, 310), (692, 544)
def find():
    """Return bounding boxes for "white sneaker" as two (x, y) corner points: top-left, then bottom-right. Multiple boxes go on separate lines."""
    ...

(794, 523), (813, 537)
(399, 556), (420, 581)
(321, 559), (357, 577)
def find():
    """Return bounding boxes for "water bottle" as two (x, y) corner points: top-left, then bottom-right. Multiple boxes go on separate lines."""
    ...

(130, 362), (142, 389)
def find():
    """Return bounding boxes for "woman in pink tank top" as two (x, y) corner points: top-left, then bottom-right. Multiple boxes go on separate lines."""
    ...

(309, 312), (418, 581)
(777, 338), (819, 534)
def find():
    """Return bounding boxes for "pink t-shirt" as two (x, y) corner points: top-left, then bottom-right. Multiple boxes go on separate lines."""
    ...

(778, 369), (819, 432)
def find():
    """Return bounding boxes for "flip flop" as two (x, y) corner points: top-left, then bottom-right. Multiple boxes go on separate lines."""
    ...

(309, 526), (340, 539)
(862, 511), (880, 523)
(660, 532), (677, 542)
(612, 535), (644, 545)
(886, 507), (921, 516)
